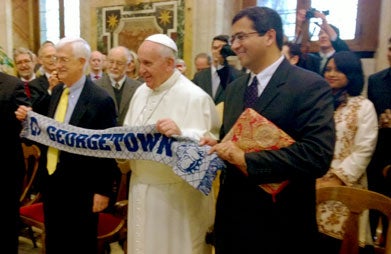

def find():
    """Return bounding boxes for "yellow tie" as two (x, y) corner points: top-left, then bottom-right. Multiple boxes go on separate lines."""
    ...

(46, 87), (69, 175)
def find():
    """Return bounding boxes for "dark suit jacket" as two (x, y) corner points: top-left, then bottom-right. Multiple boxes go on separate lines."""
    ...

(94, 75), (141, 125)
(40, 78), (118, 254)
(309, 37), (350, 75)
(214, 59), (335, 254)
(28, 75), (52, 115)
(0, 72), (29, 254)
(192, 66), (244, 104)
(298, 52), (321, 74)
(366, 67), (391, 196)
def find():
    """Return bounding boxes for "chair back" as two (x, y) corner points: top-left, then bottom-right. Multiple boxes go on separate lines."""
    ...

(317, 186), (391, 254)
(115, 159), (131, 202)
(20, 142), (41, 206)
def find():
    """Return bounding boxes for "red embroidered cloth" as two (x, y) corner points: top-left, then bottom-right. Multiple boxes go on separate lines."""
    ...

(222, 108), (295, 202)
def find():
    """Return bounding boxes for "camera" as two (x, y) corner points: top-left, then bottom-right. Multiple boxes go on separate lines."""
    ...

(305, 8), (330, 20)
(220, 44), (236, 59)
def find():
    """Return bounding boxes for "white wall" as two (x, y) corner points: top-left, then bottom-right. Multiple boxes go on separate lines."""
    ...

(191, 0), (236, 75)
(0, 0), (13, 57)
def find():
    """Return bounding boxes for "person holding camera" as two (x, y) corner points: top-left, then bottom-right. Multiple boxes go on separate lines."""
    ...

(192, 34), (244, 105)
(296, 8), (350, 75)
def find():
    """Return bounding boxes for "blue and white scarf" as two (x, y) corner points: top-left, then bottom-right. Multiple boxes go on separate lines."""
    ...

(20, 111), (225, 195)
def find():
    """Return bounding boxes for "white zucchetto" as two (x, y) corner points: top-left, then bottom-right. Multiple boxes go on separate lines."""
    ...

(145, 34), (178, 52)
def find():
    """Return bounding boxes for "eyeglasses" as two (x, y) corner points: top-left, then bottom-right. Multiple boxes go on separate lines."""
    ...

(52, 56), (71, 64)
(15, 59), (32, 66)
(230, 31), (264, 45)
(107, 59), (127, 67)
(41, 55), (56, 62)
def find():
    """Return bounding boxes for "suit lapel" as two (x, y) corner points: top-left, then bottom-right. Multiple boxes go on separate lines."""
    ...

(48, 84), (63, 118)
(69, 80), (91, 125)
(253, 59), (290, 114)
(100, 76), (117, 109)
(223, 75), (249, 132)
(118, 78), (134, 116)
(203, 69), (213, 98)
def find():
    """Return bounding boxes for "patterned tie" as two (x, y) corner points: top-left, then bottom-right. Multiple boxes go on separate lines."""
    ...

(244, 77), (259, 108)
(114, 82), (120, 90)
(46, 87), (69, 175)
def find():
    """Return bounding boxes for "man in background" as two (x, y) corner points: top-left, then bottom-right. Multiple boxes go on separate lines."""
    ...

(192, 34), (244, 105)
(28, 41), (60, 115)
(95, 46), (141, 126)
(297, 9), (350, 75)
(13, 47), (36, 98)
(88, 50), (106, 81)
(193, 52), (212, 73)
(0, 71), (29, 254)
(282, 41), (319, 73)
(175, 58), (187, 76)
(366, 36), (391, 247)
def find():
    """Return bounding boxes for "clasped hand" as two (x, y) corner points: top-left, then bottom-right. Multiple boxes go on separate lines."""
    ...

(379, 109), (391, 128)
(200, 137), (248, 175)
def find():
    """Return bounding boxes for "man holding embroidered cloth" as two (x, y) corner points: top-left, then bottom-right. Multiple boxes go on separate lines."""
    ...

(123, 34), (220, 254)
(201, 6), (335, 254)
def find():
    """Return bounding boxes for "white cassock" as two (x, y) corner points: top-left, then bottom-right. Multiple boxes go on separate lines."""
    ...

(123, 69), (221, 254)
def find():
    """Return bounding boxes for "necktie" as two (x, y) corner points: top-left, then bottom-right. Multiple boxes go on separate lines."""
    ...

(94, 75), (100, 80)
(114, 83), (120, 89)
(24, 81), (31, 98)
(244, 77), (259, 108)
(46, 87), (69, 175)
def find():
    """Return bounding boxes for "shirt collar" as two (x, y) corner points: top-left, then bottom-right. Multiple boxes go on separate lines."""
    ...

(67, 75), (85, 94)
(21, 75), (36, 82)
(319, 49), (335, 59)
(250, 55), (284, 87)
(153, 69), (180, 92)
(110, 75), (126, 89)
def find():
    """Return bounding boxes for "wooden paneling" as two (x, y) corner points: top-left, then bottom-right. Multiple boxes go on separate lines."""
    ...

(12, 0), (40, 53)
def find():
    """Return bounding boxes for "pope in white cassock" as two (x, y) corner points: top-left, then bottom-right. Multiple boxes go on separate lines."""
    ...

(123, 34), (221, 254)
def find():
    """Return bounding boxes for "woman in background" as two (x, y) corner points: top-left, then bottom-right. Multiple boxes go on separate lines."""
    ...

(126, 49), (144, 82)
(316, 51), (378, 254)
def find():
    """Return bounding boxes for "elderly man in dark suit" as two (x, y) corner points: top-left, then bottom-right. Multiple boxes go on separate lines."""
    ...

(192, 34), (244, 105)
(0, 71), (29, 254)
(16, 37), (118, 254)
(94, 46), (141, 126)
(366, 36), (391, 246)
(202, 6), (335, 254)
(28, 42), (60, 115)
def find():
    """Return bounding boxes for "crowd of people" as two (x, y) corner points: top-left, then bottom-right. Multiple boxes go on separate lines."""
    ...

(1, 4), (391, 254)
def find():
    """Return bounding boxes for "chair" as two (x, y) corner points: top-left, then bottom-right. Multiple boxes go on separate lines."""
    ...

(316, 186), (391, 254)
(19, 159), (130, 254)
(20, 142), (41, 206)
(19, 142), (44, 251)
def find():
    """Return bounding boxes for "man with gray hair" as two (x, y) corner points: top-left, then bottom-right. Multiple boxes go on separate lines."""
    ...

(13, 47), (36, 98)
(15, 37), (118, 254)
(123, 34), (220, 254)
(28, 41), (60, 115)
(94, 46), (141, 125)
(88, 50), (106, 81)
